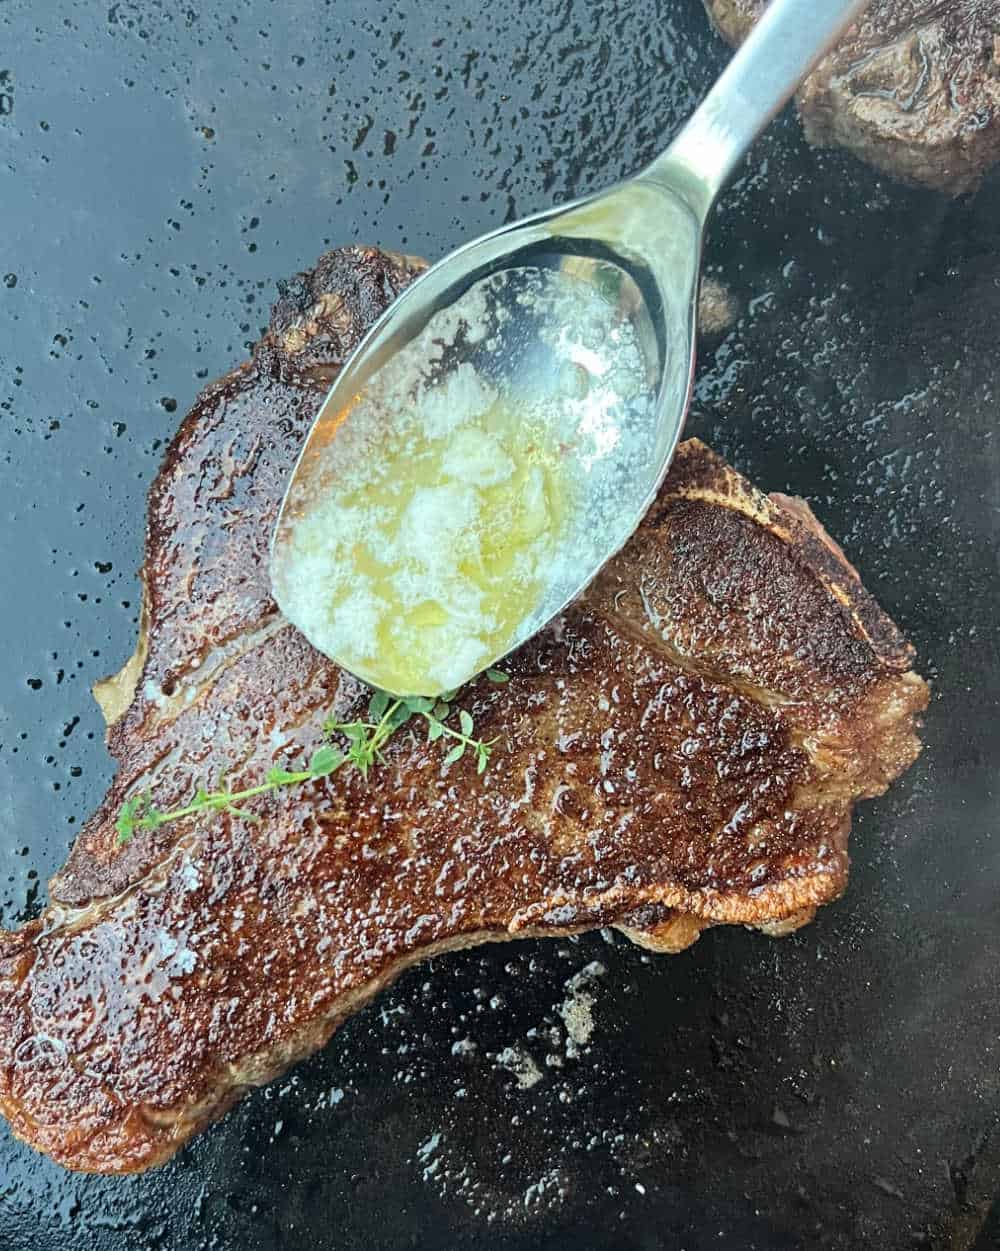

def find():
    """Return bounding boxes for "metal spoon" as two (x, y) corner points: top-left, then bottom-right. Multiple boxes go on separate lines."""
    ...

(272, 0), (869, 697)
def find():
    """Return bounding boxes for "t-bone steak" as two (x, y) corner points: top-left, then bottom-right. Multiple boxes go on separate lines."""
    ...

(0, 245), (928, 1173)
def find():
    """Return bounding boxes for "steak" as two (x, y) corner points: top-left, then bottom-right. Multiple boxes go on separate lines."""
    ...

(704, 0), (1000, 194)
(0, 245), (927, 1174)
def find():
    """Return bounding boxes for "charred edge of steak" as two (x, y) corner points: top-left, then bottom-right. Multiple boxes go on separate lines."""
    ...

(267, 245), (427, 377)
(655, 442), (915, 673)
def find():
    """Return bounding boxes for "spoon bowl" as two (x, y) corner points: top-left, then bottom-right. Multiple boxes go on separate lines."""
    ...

(271, 178), (702, 695)
(272, 0), (869, 696)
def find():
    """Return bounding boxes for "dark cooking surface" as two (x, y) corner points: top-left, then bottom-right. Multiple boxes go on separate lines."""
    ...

(0, 0), (997, 1246)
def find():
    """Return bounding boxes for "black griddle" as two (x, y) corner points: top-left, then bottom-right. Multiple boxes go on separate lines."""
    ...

(1, 1), (998, 1247)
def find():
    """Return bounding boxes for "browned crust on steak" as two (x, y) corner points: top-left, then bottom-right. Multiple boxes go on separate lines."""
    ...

(0, 245), (927, 1174)
(703, 0), (1000, 195)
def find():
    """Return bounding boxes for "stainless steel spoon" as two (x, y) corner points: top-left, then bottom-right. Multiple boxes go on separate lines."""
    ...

(272, 0), (869, 697)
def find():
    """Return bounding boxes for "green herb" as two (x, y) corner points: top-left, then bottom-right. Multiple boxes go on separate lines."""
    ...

(115, 672), (506, 845)
(114, 745), (343, 844)
(420, 695), (497, 775)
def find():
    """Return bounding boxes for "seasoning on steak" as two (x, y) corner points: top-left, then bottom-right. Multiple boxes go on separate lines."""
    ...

(0, 246), (927, 1174)
(704, 0), (1000, 194)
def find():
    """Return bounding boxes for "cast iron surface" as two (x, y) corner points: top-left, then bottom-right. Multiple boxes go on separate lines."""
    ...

(0, 1), (997, 1247)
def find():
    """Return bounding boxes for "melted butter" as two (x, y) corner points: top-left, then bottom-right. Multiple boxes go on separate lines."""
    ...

(288, 390), (572, 695)
(273, 263), (658, 698)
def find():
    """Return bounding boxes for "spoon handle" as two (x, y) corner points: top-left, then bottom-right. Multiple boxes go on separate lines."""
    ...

(648, 0), (870, 211)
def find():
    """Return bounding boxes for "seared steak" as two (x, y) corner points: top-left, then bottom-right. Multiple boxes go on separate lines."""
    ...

(0, 246), (927, 1174)
(704, 0), (1000, 194)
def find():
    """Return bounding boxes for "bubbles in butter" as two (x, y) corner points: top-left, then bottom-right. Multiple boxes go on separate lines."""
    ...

(288, 385), (571, 694)
(273, 263), (657, 695)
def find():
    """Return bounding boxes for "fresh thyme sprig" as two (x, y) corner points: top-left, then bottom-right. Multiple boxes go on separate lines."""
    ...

(114, 747), (344, 844)
(115, 670), (508, 846)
